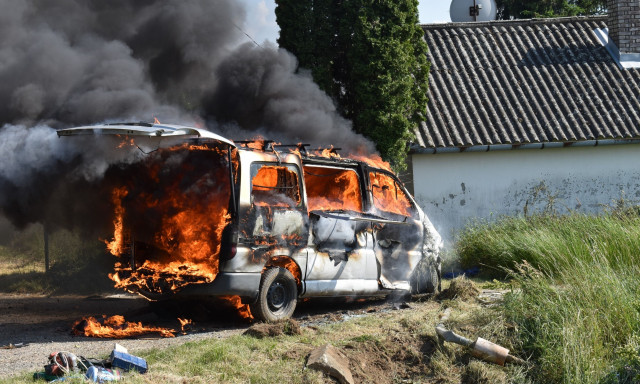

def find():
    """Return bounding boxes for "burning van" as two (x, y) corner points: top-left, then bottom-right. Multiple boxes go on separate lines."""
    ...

(58, 123), (442, 322)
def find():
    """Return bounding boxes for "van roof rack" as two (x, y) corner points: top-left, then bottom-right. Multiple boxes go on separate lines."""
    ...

(235, 140), (276, 151)
(234, 140), (343, 158)
(310, 147), (341, 155)
(273, 143), (310, 155)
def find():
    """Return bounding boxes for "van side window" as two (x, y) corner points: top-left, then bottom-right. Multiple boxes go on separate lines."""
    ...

(303, 166), (363, 212)
(251, 164), (301, 207)
(369, 171), (416, 218)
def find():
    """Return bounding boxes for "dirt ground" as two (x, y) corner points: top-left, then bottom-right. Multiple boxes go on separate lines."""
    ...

(0, 293), (397, 378)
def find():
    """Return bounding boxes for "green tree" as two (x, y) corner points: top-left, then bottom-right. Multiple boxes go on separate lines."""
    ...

(496, 0), (606, 19)
(275, 0), (429, 170)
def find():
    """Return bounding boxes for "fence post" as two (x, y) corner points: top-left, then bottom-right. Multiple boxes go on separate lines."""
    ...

(44, 224), (50, 273)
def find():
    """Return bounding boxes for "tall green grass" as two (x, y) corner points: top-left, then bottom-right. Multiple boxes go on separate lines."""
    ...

(456, 213), (640, 384)
(457, 214), (640, 278)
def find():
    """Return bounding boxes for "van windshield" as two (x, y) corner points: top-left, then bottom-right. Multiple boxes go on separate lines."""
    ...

(369, 171), (415, 218)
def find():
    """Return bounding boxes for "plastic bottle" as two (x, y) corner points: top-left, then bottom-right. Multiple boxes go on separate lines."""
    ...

(85, 366), (122, 382)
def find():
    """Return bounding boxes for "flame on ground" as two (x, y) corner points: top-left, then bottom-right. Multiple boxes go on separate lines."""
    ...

(72, 315), (176, 338)
(178, 318), (192, 332)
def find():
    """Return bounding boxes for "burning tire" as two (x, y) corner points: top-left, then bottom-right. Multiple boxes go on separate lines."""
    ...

(251, 267), (298, 322)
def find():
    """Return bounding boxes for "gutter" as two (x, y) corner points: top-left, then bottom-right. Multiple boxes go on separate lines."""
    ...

(410, 139), (640, 155)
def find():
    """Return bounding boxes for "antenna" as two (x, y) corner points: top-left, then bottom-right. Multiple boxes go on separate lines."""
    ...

(450, 0), (497, 22)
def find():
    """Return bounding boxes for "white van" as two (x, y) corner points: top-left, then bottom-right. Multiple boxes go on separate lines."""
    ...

(58, 123), (442, 322)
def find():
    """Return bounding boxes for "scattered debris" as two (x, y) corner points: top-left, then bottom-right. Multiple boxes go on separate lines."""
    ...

(85, 366), (122, 382)
(477, 290), (508, 306)
(243, 319), (302, 338)
(436, 276), (480, 301)
(391, 302), (412, 310)
(44, 351), (79, 376)
(307, 344), (354, 384)
(110, 344), (148, 374)
(435, 308), (525, 366)
(33, 344), (148, 382)
(0, 342), (28, 349)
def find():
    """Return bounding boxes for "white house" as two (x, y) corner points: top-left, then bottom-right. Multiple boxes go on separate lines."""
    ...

(410, 0), (640, 245)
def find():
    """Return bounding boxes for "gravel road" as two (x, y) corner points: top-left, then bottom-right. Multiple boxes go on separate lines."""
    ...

(0, 293), (247, 377)
(0, 293), (392, 378)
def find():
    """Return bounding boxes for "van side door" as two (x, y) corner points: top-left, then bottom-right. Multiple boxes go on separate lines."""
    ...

(301, 165), (379, 296)
(366, 170), (423, 290)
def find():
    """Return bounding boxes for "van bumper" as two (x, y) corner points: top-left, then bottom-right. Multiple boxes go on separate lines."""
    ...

(137, 272), (262, 303)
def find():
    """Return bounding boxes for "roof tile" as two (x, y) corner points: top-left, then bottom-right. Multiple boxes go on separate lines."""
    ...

(417, 16), (640, 148)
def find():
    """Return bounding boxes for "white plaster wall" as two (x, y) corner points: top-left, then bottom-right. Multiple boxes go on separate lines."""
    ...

(412, 144), (640, 245)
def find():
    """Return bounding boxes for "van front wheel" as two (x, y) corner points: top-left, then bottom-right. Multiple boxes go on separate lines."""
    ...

(250, 267), (297, 322)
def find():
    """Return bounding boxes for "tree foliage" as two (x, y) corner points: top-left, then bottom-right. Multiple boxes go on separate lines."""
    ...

(495, 0), (606, 19)
(275, 0), (429, 170)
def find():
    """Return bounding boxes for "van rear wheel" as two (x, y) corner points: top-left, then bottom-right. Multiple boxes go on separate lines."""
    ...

(250, 267), (297, 322)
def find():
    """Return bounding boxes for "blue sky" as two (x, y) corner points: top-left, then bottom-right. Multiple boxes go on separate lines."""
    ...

(240, 0), (452, 45)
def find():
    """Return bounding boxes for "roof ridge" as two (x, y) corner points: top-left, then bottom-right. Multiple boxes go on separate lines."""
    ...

(421, 15), (607, 30)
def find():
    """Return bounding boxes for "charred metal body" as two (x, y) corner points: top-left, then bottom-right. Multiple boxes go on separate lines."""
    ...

(58, 123), (442, 321)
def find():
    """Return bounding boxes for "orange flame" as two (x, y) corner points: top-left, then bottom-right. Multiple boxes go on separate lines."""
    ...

(116, 136), (136, 149)
(219, 296), (253, 320)
(105, 187), (128, 256)
(266, 256), (302, 286)
(105, 144), (233, 295)
(252, 166), (300, 207)
(72, 315), (175, 338)
(303, 166), (362, 212)
(348, 153), (391, 172)
(369, 171), (413, 217)
(178, 318), (192, 332)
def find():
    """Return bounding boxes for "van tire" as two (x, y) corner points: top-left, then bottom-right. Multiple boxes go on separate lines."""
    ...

(250, 267), (297, 322)
(411, 262), (440, 294)
(426, 264), (440, 294)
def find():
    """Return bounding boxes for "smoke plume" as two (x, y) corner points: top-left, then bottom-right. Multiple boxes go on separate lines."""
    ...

(0, 0), (378, 231)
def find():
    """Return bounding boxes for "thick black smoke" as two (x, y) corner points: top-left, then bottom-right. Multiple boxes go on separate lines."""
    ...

(203, 42), (376, 153)
(0, 0), (377, 231)
(0, 0), (245, 126)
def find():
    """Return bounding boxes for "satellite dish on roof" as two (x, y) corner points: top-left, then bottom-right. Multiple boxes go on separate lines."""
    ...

(450, 0), (497, 22)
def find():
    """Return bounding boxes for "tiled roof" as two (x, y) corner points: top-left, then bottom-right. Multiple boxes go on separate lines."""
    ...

(415, 16), (640, 149)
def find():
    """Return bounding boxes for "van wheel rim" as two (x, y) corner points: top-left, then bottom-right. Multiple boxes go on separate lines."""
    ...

(267, 281), (287, 311)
